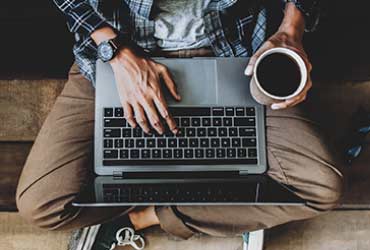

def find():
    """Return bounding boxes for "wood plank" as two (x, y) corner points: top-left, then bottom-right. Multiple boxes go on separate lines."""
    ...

(0, 142), (33, 211)
(0, 79), (65, 141)
(265, 211), (370, 250)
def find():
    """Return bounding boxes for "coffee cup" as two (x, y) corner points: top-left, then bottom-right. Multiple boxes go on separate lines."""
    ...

(249, 47), (308, 106)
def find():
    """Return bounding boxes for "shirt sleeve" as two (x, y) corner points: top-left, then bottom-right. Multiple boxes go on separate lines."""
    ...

(286, 0), (321, 32)
(52, 0), (109, 35)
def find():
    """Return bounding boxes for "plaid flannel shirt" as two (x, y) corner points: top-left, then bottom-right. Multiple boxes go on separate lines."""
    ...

(53, 0), (319, 84)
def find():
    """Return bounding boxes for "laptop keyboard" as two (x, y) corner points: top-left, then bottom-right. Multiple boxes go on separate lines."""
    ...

(103, 106), (258, 165)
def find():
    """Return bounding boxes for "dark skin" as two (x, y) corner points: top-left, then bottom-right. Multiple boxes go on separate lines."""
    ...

(91, 2), (310, 229)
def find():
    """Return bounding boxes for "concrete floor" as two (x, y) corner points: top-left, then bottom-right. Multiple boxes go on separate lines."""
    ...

(1, 211), (370, 250)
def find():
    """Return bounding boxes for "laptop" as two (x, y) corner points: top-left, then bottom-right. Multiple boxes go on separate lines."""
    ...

(73, 57), (305, 206)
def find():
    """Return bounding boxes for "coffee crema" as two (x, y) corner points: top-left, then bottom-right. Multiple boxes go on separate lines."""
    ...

(256, 53), (301, 97)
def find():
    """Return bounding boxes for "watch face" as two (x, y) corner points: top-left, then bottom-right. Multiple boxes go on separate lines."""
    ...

(98, 42), (114, 62)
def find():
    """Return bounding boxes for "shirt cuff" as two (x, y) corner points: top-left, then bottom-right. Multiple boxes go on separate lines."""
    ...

(155, 206), (195, 239)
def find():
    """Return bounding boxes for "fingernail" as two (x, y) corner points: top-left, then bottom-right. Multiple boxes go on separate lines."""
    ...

(271, 104), (281, 110)
(244, 65), (253, 76)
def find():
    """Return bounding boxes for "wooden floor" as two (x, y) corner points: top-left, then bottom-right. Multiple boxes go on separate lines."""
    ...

(2, 211), (370, 250)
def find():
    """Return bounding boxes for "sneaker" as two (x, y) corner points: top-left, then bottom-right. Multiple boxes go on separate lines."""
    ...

(243, 230), (264, 250)
(91, 216), (145, 250)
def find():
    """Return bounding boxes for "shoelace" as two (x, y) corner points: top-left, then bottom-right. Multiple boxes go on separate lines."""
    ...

(110, 227), (145, 250)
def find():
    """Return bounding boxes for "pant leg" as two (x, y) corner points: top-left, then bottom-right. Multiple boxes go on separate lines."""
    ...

(155, 104), (345, 239)
(16, 64), (133, 230)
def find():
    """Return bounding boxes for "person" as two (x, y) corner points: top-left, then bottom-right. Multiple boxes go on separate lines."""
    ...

(16, 0), (344, 246)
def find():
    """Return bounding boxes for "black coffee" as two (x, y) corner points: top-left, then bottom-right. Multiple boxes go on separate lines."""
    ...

(256, 53), (301, 97)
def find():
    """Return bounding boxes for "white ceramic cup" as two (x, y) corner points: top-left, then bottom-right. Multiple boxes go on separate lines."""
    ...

(249, 47), (308, 106)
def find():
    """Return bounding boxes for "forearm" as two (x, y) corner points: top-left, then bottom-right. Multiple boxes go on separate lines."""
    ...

(278, 2), (305, 41)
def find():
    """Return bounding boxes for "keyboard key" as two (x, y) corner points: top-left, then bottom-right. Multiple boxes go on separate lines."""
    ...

(177, 128), (185, 137)
(104, 129), (121, 138)
(223, 118), (233, 126)
(229, 127), (238, 137)
(211, 138), (220, 147)
(212, 118), (222, 126)
(225, 107), (234, 116)
(179, 138), (188, 147)
(202, 118), (211, 126)
(163, 149), (172, 158)
(122, 129), (132, 138)
(115, 108), (124, 117)
(104, 118), (126, 127)
(120, 149), (129, 159)
(200, 138), (210, 147)
(169, 107), (210, 116)
(146, 139), (156, 148)
(184, 149), (194, 158)
(234, 117), (255, 127)
(206, 148), (215, 158)
(227, 148), (236, 158)
(189, 138), (199, 147)
(242, 138), (257, 147)
(195, 149), (204, 158)
(191, 118), (201, 127)
(218, 128), (227, 137)
(236, 107), (245, 116)
(197, 128), (206, 137)
(136, 139), (145, 148)
(158, 139), (166, 148)
(152, 149), (161, 158)
(125, 139), (135, 148)
(231, 138), (241, 147)
(208, 128), (217, 137)
(212, 107), (224, 116)
(114, 139), (124, 148)
(104, 108), (113, 117)
(141, 149), (151, 159)
(133, 127), (143, 137)
(168, 138), (177, 148)
(237, 148), (247, 158)
(174, 149), (183, 158)
(239, 128), (256, 136)
(164, 128), (174, 137)
(104, 139), (113, 148)
(216, 148), (226, 158)
(186, 128), (196, 137)
(221, 138), (231, 147)
(181, 118), (190, 127)
(246, 107), (255, 116)
(248, 148), (258, 158)
(130, 149), (140, 158)
(104, 150), (118, 159)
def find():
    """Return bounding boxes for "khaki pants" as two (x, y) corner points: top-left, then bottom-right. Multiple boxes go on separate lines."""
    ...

(16, 51), (344, 239)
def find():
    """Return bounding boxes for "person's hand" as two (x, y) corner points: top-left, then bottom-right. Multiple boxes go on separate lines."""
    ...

(110, 47), (181, 134)
(245, 3), (312, 110)
(245, 31), (312, 110)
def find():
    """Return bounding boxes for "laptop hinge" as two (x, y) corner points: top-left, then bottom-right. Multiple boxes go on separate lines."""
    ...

(239, 170), (249, 176)
(112, 171), (241, 179)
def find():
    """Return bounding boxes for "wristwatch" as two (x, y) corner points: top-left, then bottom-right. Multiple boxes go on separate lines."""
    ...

(285, 0), (320, 32)
(97, 34), (126, 62)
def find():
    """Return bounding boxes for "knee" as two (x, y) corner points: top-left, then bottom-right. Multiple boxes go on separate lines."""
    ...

(16, 179), (79, 231)
(304, 163), (344, 212)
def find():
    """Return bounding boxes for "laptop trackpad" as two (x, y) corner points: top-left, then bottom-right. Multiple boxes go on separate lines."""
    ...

(157, 59), (217, 105)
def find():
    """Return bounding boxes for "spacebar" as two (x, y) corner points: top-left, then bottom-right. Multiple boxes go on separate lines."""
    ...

(103, 159), (257, 166)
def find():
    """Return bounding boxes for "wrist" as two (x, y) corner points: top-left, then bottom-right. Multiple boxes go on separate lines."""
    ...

(91, 26), (117, 46)
(278, 2), (305, 40)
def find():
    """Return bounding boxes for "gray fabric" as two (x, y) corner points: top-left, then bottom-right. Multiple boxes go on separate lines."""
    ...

(153, 0), (212, 51)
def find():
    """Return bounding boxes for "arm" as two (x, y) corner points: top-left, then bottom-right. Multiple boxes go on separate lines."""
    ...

(53, 0), (109, 36)
(245, 2), (313, 110)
